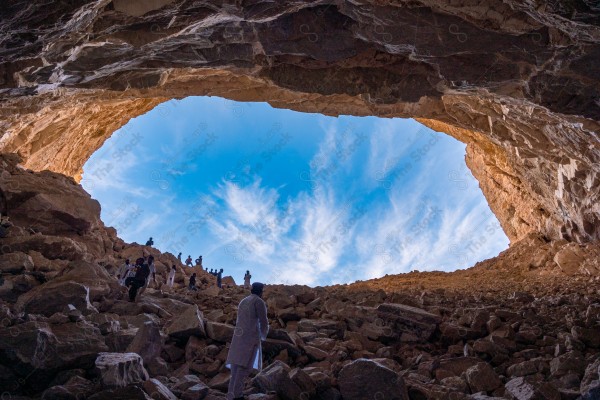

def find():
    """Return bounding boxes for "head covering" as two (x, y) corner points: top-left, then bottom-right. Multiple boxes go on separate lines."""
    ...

(251, 282), (264, 296)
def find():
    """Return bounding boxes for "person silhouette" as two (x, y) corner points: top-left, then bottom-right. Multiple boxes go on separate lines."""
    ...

(217, 268), (223, 288)
(146, 237), (154, 246)
(243, 270), (251, 289)
(226, 282), (268, 400)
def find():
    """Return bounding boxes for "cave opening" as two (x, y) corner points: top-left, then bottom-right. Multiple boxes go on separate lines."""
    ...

(80, 96), (509, 286)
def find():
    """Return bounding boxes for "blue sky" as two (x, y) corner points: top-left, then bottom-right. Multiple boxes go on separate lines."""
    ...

(81, 96), (509, 286)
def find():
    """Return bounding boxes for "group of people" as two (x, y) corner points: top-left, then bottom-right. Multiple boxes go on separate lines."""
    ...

(184, 254), (203, 268)
(118, 253), (266, 400)
(116, 256), (157, 302)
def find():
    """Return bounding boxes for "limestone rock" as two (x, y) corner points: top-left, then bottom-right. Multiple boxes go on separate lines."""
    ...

(465, 362), (502, 393)
(338, 359), (408, 400)
(142, 378), (178, 400)
(16, 281), (96, 317)
(94, 352), (149, 388)
(165, 305), (206, 339)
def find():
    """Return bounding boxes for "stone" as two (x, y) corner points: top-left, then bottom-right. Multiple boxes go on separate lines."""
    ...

(505, 376), (560, 400)
(338, 359), (408, 400)
(297, 319), (345, 339)
(554, 244), (585, 275)
(465, 362), (502, 393)
(571, 326), (600, 348)
(165, 305), (206, 339)
(550, 352), (586, 378)
(181, 383), (210, 400)
(15, 281), (97, 317)
(204, 321), (234, 343)
(142, 378), (178, 400)
(252, 360), (308, 400)
(376, 303), (441, 341)
(94, 352), (149, 388)
(88, 386), (153, 400)
(126, 321), (163, 365)
(172, 375), (204, 396)
(0, 252), (34, 273)
(304, 345), (328, 361)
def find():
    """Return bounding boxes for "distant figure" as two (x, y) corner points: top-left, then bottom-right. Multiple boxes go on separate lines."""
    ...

(139, 255), (156, 295)
(195, 255), (203, 267)
(226, 282), (268, 400)
(177, 252), (182, 262)
(185, 255), (193, 267)
(125, 258), (150, 302)
(244, 270), (252, 289)
(146, 237), (154, 246)
(210, 268), (214, 275)
(189, 273), (197, 291)
(168, 264), (176, 287)
(116, 259), (131, 285)
(217, 268), (223, 288)
(205, 267), (209, 272)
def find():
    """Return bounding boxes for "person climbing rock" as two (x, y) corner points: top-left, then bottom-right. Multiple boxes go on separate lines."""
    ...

(189, 273), (197, 291)
(138, 255), (156, 295)
(226, 282), (268, 400)
(116, 259), (131, 285)
(168, 264), (176, 287)
(125, 257), (150, 302)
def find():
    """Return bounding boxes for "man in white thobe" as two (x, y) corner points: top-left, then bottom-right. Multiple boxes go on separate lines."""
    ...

(226, 282), (269, 400)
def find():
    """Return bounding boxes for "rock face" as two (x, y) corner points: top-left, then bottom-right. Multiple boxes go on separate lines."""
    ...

(0, 1), (599, 244)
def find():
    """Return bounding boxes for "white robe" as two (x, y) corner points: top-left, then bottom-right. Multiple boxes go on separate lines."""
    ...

(226, 294), (269, 371)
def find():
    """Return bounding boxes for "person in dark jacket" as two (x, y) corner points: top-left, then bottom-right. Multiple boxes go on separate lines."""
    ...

(189, 273), (197, 291)
(217, 268), (223, 288)
(125, 257), (150, 302)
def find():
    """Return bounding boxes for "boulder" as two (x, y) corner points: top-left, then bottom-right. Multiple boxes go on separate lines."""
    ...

(338, 359), (408, 400)
(165, 304), (206, 339)
(205, 321), (234, 343)
(94, 352), (149, 388)
(376, 303), (441, 341)
(0, 252), (33, 273)
(15, 281), (97, 317)
(550, 352), (586, 378)
(554, 244), (585, 275)
(297, 319), (345, 339)
(505, 376), (560, 400)
(252, 360), (306, 400)
(181, 382), (210, 400)
(465, 362), (502, 393)
(142, 378), (178, 400)
(571, 326), (600, 348)
(126, 322), (163, 365)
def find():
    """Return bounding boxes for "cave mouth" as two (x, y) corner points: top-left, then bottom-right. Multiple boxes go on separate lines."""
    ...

(80, 96), (508, 286)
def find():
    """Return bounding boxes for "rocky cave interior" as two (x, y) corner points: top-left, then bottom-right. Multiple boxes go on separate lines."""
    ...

(0, 1), (599, 399)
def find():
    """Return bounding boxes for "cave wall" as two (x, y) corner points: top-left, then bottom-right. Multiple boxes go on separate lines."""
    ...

(0, 0), (599, 244)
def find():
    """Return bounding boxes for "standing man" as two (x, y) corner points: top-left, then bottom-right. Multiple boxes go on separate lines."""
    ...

(177, 252), (182, 262)
(243, 270), (251, 289)
(185, 255), (193, 267)
(139, 255), (156, 295)
(217, 268), (223, 288)
(226, 282), (268, 400)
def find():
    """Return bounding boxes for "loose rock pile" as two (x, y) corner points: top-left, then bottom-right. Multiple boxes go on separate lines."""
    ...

(1, 154), (599, 399)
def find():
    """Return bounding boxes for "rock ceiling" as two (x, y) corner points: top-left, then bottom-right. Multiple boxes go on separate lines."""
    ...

(0, 0), (599, 244)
